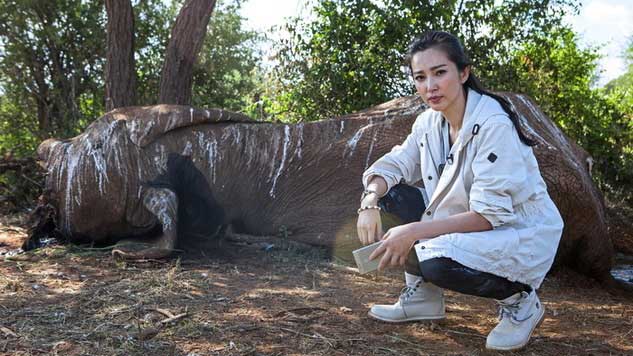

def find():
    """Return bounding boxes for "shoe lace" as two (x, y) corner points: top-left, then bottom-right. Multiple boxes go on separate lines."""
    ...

(497, 293), (533, 323)
(399, 282), (421, 302)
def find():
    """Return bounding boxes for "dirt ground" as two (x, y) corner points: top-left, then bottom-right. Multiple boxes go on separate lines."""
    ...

(1, 215), (632, 356)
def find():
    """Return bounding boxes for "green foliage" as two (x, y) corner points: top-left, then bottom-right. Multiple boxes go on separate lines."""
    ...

(0, 94), (40, 157)
(506, 28), (606, 147)
(191, 0), (262, 112)
(0, 0), (106, 144)
(134, 0), (180, 105)
(605, 38), (633, 120)
(505, 28), (633, 192)
(601, 39), (633, 199)
(0, 0), (262, 160)
(266, 0), (579, 122)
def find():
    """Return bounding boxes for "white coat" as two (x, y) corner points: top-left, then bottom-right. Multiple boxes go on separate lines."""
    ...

(362, 89), (564, 288)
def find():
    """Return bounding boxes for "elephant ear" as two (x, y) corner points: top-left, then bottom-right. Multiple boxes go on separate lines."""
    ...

(110, 105), (255, 147)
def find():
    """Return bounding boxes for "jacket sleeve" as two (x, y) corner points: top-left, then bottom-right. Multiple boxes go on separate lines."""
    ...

(362, 116), (423, 193)
(469, 119), (528, 228)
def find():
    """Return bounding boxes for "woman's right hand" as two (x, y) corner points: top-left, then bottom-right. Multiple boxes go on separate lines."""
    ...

(357, 177), (388, 245)
(357, 207), (383, 245)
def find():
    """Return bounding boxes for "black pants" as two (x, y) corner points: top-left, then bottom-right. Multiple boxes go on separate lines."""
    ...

(379, 184), (531, 300)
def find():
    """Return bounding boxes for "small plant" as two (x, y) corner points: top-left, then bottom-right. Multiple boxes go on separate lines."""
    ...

(165, 257), (181, 290)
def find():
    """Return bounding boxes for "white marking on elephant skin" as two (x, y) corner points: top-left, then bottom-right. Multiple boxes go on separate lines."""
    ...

(518, 95), (580, 168)
(518, 95), (569, 146)
(344, 120), (379, 158)
(268, 129), (280, 180)
(143, 188), (177, 232)
(108, 126), (130, 199)
(127, 119), (139, 140)
(85, 138), (109, 195)
(204, 136), (218, 184)
(346, 129), (364, 154)
(195, 131), (206, 154)
(295, 123), (304, 160)
(508, 99), (546, 145)
(128, 116), (156, 146)
(63, 144), (84, 232)
(190, 107), (194, 122)
(152, 145), (167, 173)
(245, 130), (257, 167)
(166, 113), (178, 132)
(365, 128), (378, 170)
(54, 119), (140, 233)
(340, 121), (345, 133)
(182, 141), (193, 156)
(136, 153), (144, 199)
(222, 125), (241, 144)
(53, 147), (66, 197)
(270, 125), (290, 198)
(141, 119), (155, 145)
(516, 95), (579, 170)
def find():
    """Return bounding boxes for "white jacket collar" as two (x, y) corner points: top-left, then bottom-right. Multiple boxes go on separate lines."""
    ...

(452, 89), (503, 151)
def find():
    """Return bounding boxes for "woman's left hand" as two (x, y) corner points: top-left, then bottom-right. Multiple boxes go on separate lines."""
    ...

(369, 224), (418, 271)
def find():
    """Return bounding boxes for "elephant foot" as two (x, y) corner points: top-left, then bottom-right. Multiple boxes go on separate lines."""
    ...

(112, 235), (176, 260)
(113, 187), (178, 260)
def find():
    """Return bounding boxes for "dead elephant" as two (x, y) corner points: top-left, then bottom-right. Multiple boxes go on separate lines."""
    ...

(30, 93), (617, 286)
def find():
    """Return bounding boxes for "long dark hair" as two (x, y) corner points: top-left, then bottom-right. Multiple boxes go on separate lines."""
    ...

(404, 31), (535, 146)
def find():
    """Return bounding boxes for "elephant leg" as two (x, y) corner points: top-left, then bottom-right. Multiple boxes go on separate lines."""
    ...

(112, 187), (178, 260)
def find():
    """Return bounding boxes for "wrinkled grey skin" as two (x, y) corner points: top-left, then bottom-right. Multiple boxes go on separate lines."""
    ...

(33, 94), (616, 285)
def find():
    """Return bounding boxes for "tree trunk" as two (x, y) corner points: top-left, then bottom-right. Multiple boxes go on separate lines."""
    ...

(29, 51), (51, 137)
(105, 0), (136, 111)
(158, 0), (216, 105)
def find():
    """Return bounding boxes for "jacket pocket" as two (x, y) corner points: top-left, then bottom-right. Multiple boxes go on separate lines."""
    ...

(448, 227), (520, 262)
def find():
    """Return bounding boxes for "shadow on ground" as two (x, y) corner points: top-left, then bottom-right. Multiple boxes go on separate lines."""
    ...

(0, 227), (632, 356)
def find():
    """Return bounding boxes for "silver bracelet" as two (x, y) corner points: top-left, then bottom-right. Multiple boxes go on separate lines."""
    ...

(357, 205), (381, 214)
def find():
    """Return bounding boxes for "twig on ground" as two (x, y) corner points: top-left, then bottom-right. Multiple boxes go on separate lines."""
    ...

(147, 307), (175, 319)
(274, 307), (326, 317)
(387, 334), (422, 347)
(437, 327), (486, 339)
(0, 326), (17, 337)
(278, 326), (337, 346)
(377, 347), (399, 354)
(159, 312), (188, 325)
(312, 331), (334, 347)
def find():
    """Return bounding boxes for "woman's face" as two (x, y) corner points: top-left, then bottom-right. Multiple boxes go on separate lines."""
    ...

(410, 47), (470, 116)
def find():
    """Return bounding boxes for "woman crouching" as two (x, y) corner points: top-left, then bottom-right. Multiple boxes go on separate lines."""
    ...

(357, 31), (564, 351)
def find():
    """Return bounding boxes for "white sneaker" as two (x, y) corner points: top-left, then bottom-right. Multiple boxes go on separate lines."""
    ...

(368, 274), (445, 322)
(486, 290), (545, 351)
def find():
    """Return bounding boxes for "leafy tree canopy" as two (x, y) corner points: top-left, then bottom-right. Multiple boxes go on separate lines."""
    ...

(267, 0), (580, 122)
(605, 39), (633, 119)
(0, 0), (260, 157)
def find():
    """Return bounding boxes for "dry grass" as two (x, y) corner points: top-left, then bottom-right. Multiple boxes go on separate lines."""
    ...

(1, 219), (632, 355)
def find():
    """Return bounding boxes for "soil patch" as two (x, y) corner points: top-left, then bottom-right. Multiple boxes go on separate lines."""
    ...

(1, 220), (632, 355)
